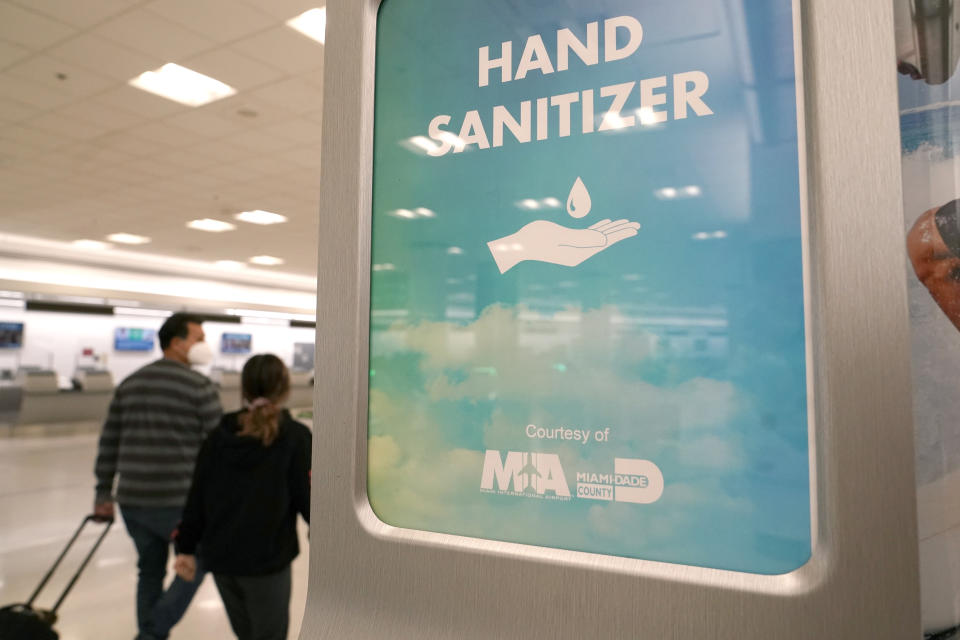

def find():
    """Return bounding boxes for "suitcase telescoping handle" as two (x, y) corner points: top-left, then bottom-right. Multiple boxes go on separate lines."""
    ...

(27, 514), (114, 615)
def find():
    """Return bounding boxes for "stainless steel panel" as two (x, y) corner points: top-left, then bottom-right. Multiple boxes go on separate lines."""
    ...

(302, 0), (921, 636)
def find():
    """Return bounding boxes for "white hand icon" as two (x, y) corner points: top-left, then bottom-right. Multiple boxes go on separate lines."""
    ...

(487, 218), (641, 273)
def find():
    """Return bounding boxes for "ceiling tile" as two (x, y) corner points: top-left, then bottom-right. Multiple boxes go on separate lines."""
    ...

(163, 108), (243, 138)
(182, 47), (285, 91)
(38, 144), (135, 169)
(230, 26), (323, 75)
(209, 165), (265, 186)
(11, 0), (146, 29)
(0, 73), (73, 109)
(26, 112), (110, 140)
(253, 193), (304, 213)
(0, 124), (67, 153)
(155, 147), (221, 170)
(0, 97), (37, 123)
(95, 130), (160, 157)
(209, 94), (297, 128)
(94, 7), (214, 61)
(135, 121), (203, 147)
(46, 33), (162, 83)
(198, 139), (259, 164)
(282, 146), (322, 170)
(252, 155), (304, 177)
(0, 0), (324, 284)
(0, 2), (76, 50)
(301, 64), (324, 89)
(186, 168), (236, 188)
(301, 108), (323, 127)
(147, 0), (277, 44)
(102, 184), (160, 203)
(229, 128), (297, 153)
(248, 77), (322, 114)
(57, 99), (147, 130)
(175, 171), (231, 189)
(255, 0), (325, 21)
(259, 119), (323, 144)
(6, 55), (117, 98)
(0, 38), (30, 69)
(96, 84), (186, 118)
(142, 176), (195, 197)
(123, 157), (181, 178)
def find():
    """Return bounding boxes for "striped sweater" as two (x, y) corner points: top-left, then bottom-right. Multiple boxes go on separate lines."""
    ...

(94, 359), (223, 507)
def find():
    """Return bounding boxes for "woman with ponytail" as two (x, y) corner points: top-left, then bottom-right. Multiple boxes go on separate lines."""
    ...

(173, 354), (311, 640)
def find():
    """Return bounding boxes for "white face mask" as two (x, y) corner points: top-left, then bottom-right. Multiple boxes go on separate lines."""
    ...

(187, 341), (213, 366)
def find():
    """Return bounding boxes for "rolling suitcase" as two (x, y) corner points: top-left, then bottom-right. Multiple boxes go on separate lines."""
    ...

(0, 515), (113, 639)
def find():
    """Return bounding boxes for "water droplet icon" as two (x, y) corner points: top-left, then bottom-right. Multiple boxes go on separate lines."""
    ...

(567, 177), (591, 218)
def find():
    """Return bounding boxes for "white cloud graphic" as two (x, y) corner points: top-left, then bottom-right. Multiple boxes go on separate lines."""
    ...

(366, 303), (805, 571)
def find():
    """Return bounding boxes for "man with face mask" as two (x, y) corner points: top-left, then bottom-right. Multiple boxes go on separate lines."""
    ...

(93, 312), (221, 640)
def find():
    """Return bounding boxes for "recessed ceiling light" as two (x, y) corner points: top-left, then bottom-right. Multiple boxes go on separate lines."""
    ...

(250, 255), (284, 266)
(415, 207), (435, 218)
(215, 260), (246, 269)
(187, 218), (236, 233)
(447, 246), (464, 255)
(287, 7), (327, 44)
(72, 239), (112, 250)
(392, 209), (416, 219)
(234, 210), (288, 225)
(129, 63), (236, 107)
(107, 233), (151, 245)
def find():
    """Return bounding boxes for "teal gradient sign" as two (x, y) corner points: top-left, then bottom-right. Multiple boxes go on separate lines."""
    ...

(369, 0), (809, 574)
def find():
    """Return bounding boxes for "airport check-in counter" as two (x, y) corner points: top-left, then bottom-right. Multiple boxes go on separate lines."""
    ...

(0, 374), (21, 425)
(287, 371), (313, 410)
(212, 369), (242, 413)
(15, 369), (114, 425)
(213, 369), (311, 413)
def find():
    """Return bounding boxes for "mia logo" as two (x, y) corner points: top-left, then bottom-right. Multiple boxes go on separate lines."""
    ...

(480, 451), (665, 505)
(480, 451), (571, 498)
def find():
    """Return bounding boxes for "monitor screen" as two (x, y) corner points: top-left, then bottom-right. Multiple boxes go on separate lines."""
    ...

(221, 333), (252, 354)
(0, 322), (23, 348)
(114, 327), (156, 352)
(293, 342), (315, 371)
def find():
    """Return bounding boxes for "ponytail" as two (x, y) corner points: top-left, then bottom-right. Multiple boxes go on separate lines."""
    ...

(238, 355), (291, 446)
(239, 398), (281, 446)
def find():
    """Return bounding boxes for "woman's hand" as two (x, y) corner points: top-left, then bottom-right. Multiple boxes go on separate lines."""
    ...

(174, 554), (197, 582)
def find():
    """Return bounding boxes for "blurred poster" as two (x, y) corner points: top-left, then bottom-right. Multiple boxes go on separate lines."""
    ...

(896, 1), (960, 637)
(293, 342), (315, 372)
(368, 0), (810, 574)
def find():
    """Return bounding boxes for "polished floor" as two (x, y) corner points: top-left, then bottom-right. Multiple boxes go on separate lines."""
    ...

(0, 424), (309, 640)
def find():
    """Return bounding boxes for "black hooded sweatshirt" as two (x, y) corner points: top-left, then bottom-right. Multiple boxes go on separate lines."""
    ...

(176, 409), (311, 576)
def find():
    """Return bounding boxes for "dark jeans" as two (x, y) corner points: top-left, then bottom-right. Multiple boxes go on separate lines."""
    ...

(121, 505), (206, 640)
(214, 566), (291, 640)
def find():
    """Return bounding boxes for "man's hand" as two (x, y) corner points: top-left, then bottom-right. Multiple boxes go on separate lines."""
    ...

(93, 500), (115, 522)
(174, 554), (197, 582)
